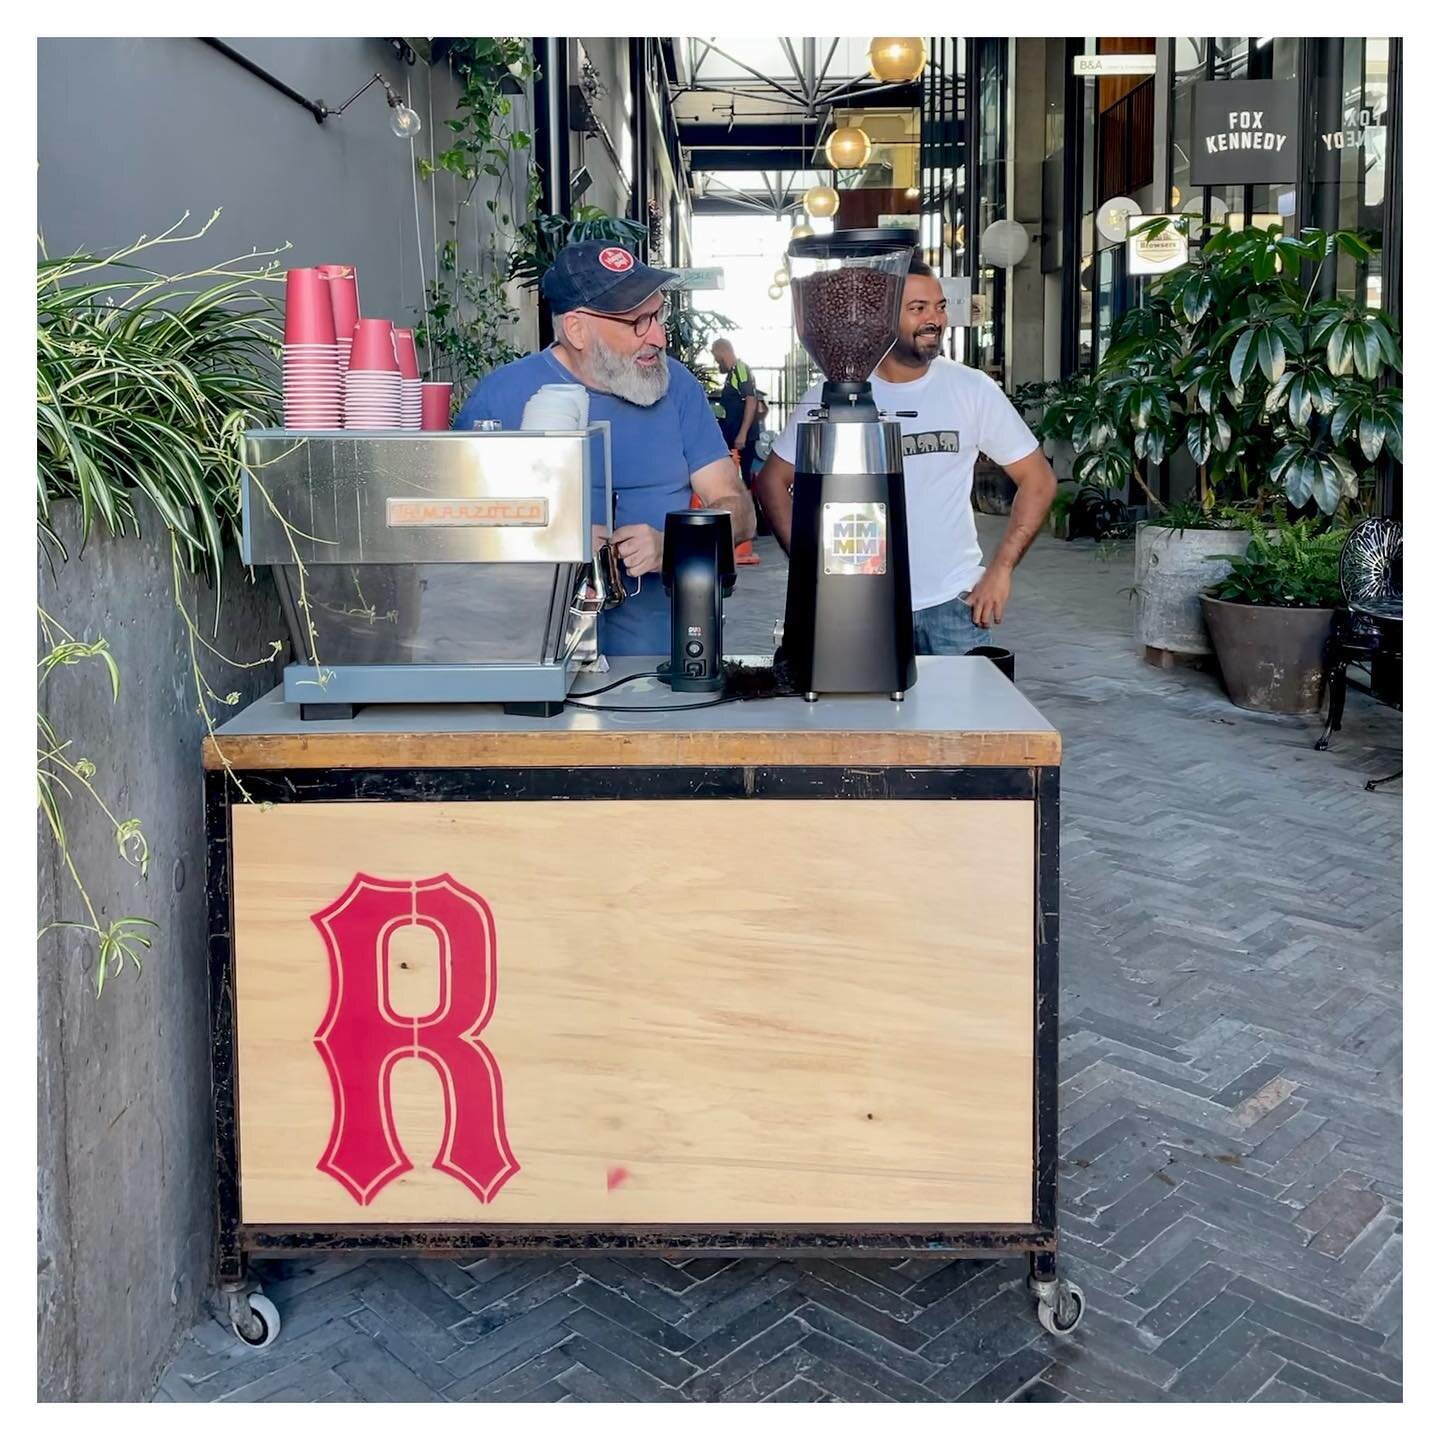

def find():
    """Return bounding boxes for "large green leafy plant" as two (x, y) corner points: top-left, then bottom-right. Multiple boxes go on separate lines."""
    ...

(509, 207), (650, 291)
(1041, 222), (1402, 517)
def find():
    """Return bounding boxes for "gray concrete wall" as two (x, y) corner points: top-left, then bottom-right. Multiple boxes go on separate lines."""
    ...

(572, 38), (634, 220)
(1005, 38), (1048, 390)
(37, 37), (538, 371)
(38, 506), (285, 1400)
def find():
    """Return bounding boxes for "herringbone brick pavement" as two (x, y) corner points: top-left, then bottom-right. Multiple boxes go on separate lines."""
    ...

(156, 520), (1402, 1402)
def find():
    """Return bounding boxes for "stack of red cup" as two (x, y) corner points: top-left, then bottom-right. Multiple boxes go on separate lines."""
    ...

(344, 319), (402, 430)
(319, 265), (361, 374)
(283, 268), (342, 430)
(393, 328), (423, 430)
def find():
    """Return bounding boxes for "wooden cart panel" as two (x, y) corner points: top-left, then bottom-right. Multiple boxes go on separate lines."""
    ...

(232, 799), (1035, 1227)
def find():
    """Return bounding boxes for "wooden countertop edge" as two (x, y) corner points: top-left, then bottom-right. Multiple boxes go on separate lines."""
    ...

(203, 728), (1061, 770)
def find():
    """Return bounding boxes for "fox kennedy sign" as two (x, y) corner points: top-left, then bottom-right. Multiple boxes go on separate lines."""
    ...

(1190, 79), (1299, 186)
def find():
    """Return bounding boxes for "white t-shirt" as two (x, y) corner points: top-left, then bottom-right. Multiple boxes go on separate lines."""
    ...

(772, 359), (1039, 610)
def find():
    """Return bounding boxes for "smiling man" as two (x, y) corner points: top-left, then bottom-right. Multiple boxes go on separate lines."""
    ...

(754, 255), (1056, 654)
(454, 241), (754, 655)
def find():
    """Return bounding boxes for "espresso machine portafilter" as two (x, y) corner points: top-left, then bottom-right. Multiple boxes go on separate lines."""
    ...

(778, 229), (918, 701)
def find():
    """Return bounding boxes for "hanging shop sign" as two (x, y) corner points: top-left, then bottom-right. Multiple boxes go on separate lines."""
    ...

(1190, 79), (1300, 186)
(1073, 54), (1157, 77)
(1127, 216), (1190, 276)
(1315, 104), (1383, 182)
(668, 267), (725, 291)
(939, 274), (971, 324)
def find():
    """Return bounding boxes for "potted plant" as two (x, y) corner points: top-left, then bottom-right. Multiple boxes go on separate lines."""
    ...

(1200, 513), (1348, 714)
(1042, 222), (1401, 660)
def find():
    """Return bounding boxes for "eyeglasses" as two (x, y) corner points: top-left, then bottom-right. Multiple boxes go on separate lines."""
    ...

(575, 300), (671, 337)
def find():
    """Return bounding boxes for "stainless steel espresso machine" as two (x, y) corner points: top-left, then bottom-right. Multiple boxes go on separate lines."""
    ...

(778, 229), (918, 702)
(240, 427), (616, 719)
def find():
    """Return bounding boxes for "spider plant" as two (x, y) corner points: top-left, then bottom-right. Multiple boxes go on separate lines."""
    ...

(37, 211), (286, 577)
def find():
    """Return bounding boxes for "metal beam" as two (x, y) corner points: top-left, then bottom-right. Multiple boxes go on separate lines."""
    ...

(685, 149), (820, 171)
(701, 40), (812, 109)
(677, 123), (826, 149)
(692, 195), (804, 216)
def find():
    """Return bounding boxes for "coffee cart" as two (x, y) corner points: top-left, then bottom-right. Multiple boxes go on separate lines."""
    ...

(206, 432), (1083, 1348)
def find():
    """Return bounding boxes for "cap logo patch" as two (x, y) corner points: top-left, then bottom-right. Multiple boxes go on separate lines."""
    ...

(598, 247), (635, 272)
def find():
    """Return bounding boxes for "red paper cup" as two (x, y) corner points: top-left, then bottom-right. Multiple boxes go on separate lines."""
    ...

(348, 319), (399, 372)
(393, 328), (422, 381)
(421, 382), (454, 431)
(284, 268), (337, 346)
(318, 265), (361, 339)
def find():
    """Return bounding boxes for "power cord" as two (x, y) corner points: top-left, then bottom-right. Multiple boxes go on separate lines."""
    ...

(566, 668), (744, 714)
(568, 669), (662, 698)
(566, 694), (742, 714)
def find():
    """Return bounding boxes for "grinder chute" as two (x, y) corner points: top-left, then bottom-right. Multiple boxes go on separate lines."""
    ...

(779, 228), (918, 701)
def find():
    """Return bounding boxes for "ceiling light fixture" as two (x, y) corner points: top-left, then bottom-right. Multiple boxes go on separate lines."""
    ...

(803, 184), (840, 218)
(825, 126), (873, 170)
(869, 37), (928, 84)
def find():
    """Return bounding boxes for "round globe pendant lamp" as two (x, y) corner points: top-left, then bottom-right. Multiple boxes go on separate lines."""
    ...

(869, 37), (928, 83)
(803, 184), (840, 219)
(825, 125), (872, 170)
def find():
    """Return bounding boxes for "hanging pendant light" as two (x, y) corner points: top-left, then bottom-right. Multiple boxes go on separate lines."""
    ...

(869, 37), (928, 84)
(773, 268), (790, 287)
(825, 126), (872, 170)
(767, 283), (784, 300)
(790, 220), (814, 240)
(803, 184), (840, 219)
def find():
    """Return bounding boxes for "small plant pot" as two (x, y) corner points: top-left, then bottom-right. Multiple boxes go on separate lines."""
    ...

(1199, 594), (1337, 715)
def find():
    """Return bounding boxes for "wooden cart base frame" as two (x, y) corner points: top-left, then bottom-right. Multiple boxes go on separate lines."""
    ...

(206, 759), (1082, 1347)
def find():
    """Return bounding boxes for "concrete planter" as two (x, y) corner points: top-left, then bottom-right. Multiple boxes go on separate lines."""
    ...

(971, 456), (1018, 516)
(1134, 523), (1251, 656)
(38, 504), (285, 1400)
(1200, 594), (1337, 714)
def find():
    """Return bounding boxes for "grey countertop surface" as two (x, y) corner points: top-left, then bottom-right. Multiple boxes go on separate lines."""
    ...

(216, 656), (1056, 739)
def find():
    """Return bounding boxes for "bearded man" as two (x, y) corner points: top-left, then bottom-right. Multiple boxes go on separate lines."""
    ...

(454, 241), (753, 655)
(753, 255), (1056, 654)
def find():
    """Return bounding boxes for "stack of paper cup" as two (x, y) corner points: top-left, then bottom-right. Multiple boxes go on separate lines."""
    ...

(420, 382), (454, 431)
(393, 329), (423, 430)
(282, 268), (341, 430)
(520, 383), (590, 430)
(344, 319), (402, 430)
(319, 265), (361, 374)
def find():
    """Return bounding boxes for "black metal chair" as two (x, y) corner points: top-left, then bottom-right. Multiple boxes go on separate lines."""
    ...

(1315, 518), (1402, 789)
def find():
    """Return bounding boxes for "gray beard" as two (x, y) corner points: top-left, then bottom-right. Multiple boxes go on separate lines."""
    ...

(588, 336), (670, 406)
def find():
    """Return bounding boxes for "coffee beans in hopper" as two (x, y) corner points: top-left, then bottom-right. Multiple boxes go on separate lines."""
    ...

(794, 267), (904, 382)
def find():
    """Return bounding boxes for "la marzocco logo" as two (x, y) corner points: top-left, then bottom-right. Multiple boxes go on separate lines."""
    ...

(598, 247), (635, 272)
(310, 874), (519, 1206)
(386, 497), (549, 528)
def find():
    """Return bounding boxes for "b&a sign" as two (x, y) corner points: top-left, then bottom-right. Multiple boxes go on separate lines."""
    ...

(1190, 79), (1300, 186)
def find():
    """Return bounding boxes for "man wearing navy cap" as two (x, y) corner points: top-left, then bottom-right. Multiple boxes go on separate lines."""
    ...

(454, 241), (754, 656)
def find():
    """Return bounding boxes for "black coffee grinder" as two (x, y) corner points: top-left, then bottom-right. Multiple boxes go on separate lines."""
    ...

(659, 508), (735, 692)
(779, 229), (918, 702)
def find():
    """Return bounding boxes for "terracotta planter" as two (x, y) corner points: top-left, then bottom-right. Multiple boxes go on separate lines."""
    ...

(1135, 523), (1251, 656)
(1200, 594), (1337, 714)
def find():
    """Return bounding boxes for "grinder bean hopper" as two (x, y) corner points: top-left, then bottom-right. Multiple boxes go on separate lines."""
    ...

(778, 228), (918, 701)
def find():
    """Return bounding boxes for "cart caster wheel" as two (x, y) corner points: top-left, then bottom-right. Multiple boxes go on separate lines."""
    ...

(1037, 1282), (1085, 1337)
(232, 1292), (281, 1349)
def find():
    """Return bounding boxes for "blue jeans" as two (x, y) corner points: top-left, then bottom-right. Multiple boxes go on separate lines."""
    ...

(912, 591), (992, 656)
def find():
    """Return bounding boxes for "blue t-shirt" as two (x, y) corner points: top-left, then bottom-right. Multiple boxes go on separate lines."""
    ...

(454, 350), (730, 654)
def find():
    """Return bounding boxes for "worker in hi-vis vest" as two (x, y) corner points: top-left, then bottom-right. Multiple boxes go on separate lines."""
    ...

(710, 338), (759, 486)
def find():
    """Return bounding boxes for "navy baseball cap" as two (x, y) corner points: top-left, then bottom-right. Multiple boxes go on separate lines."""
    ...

(542, 240), (675, 316)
